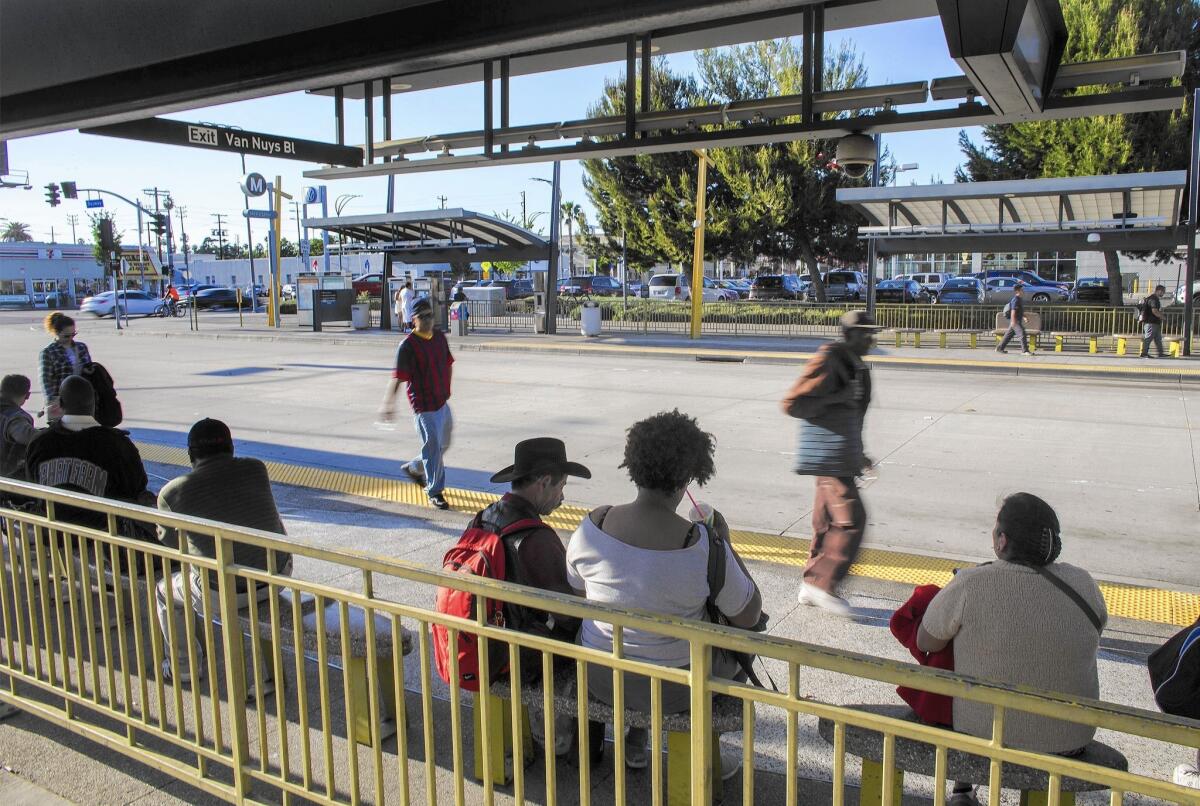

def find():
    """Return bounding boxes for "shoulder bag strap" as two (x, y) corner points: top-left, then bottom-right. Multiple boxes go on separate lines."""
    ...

(702, 524), (777, 690)
(1033, 566), (1103, 633)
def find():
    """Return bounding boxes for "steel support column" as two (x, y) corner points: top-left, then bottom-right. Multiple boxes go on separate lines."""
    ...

(500, 57), (511, 154)
(544, 161), (561, 335)
(363, 81), (374, 163)
(381, 77), (394, 331)
(690, 149), (708, 340)
(813, 4), (824, 94)
(802, 7), (814, 123)
(334, 87), (345, 145)
(484, 61), (494, 155)
(866, 134), (881, 315)
(1184, 88), (1199, 355)
(625, 37), (637, 140)
(640, 33), (652, 134)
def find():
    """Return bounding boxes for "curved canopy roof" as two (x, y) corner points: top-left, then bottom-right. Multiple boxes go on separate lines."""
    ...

(836, 172), (1186, 254)
(303, 208), (548, 263)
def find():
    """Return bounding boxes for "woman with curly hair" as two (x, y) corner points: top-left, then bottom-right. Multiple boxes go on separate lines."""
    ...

(39, 312), (92, 420)
(916, 492), (1106, 805)
(566, 409), (761, 774)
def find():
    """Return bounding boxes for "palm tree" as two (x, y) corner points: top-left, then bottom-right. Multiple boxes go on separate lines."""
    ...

(561, 201), (581, 274)
(1, 221), (33, 242)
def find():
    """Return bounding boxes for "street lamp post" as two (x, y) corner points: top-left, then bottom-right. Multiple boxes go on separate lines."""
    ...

(530, 170), (561, 334)
(892, 162), (920, 186)
(334, 194), (361, 275)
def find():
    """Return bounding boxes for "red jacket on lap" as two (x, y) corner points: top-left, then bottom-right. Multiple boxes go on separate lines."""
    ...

(890, 584), (955, 726)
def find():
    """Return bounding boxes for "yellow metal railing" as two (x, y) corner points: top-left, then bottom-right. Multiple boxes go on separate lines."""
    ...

(1, 478), (1197, 805)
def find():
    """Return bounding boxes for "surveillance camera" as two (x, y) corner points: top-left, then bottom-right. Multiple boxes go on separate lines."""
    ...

(836, 133), (877, 180)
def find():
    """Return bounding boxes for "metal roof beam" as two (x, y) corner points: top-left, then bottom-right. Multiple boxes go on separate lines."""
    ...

(867, 227), (1183, 256)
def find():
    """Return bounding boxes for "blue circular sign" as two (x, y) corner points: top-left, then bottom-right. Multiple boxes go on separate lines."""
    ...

(304, 186), (320, 205)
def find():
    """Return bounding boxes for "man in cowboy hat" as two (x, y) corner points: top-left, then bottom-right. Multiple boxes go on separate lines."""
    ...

(780, 310), (883, 617)
(380, 296), (455, 509)
(476, 437), (590, 753)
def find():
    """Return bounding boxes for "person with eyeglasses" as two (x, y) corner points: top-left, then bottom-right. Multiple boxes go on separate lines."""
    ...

(379, 297), (455, 509)
(39, 312), (92, 421)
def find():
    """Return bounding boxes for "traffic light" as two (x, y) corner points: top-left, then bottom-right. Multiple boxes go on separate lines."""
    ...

(149, 213), (167, 237)
(60, 181), (78, 199)
(44, 183), (60, 207)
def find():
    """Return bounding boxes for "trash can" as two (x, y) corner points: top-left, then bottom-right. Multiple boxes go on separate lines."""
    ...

(451, 301), (469, 336)
(580, 300), (602, 337)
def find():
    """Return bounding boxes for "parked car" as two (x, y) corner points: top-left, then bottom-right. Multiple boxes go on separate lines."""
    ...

(935, 277), (985, 304)
(748, 274), (805, 300)
(907, 272), (957, 297)
(81, 290), (165, 318)
(558, 275), (622, 296)
(982, 276), (1069, 305)
(646, 273), (725, 302)
(193, 287), (243, 310)
(486, 278), (535, 299)
(718, 279), (751, 299)
(974, 269), (1070, 293)
(1071, 277), (1113, 303)
(703, 276), (739, 301)
(875, 278), (931, 304)
(821, 270), (867, 302)
(352, 273), (384, 296)
(1175, 280), (1200, 305)
(244, 283), (268, 301)
(177, 283), (218, 301)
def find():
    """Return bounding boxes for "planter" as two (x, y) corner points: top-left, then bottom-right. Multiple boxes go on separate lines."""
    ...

(351, 303), (370, 329)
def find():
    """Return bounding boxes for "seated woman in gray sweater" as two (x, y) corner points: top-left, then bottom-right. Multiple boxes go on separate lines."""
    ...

(566, 409), (762, 774)
(917, 492), (1107, 806)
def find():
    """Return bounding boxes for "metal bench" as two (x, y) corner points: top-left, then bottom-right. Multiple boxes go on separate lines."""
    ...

(993, 312), (1043, 350)
(1113, 332), (1182, 357)
(483, 657), (743, 804)
(887, 328), (927, 348)
(934, 329), (984, 349)
(816, 703), (1127, 806)
(1049, 332), (1104, 353)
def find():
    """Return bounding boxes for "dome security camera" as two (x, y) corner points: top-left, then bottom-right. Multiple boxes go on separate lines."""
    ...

(836, 133), (877, 180)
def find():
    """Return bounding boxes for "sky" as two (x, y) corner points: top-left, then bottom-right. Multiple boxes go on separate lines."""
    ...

(0, 16), (979, 249)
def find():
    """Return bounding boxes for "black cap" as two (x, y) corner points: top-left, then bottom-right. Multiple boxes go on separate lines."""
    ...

(490, 438), (591, 483)
(188, 418), (233, 452)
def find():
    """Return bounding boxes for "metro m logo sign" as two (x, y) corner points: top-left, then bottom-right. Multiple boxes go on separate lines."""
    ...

(242, 172), (268, 197)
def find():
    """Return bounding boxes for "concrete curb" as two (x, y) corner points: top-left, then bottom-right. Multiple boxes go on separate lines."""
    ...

(113, 325), (1200, 383)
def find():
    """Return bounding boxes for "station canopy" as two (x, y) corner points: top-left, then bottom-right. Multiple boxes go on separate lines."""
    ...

(836, 172), (1187, 255)
(303, 208), (549, 263)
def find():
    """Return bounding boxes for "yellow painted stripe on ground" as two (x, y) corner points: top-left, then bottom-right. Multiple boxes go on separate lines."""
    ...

(136, 441), (1200, 627)
(476, 339), (1200, 377)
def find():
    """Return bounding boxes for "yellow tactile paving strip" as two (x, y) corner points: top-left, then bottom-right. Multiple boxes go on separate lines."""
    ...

(475, 339), (1200, 377)
(136, 441), (1200, 627)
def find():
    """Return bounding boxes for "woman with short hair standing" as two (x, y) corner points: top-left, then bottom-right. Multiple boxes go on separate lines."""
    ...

(39, 312), (92, 420)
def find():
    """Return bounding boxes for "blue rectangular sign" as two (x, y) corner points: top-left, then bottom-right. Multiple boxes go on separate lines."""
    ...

(85, 199), (103, 208)
(243, 209), (277, 220)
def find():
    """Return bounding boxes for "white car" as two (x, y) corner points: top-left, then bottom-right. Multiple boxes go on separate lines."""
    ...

(1175, 281), (1200, 305)
(646, 273), (731, 302)
(81, 290), (165, 318)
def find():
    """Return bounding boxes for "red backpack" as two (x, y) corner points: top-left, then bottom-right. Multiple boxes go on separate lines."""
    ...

(433, 515), (543, 691)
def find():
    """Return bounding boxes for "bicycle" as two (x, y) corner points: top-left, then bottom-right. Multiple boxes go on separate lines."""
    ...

(156, 298), (185, 317)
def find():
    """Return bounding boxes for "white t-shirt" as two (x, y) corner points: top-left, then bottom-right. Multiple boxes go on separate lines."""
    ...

(399, 287), (415, 322)
(566, 515), (756, 667)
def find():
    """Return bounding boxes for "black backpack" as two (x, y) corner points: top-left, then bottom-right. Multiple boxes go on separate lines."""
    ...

(80, 362), (123, 428)
(1148, 615), (1200, 719)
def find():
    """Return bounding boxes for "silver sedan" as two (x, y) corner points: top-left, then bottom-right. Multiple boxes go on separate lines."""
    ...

(983, 277), (1069, 305)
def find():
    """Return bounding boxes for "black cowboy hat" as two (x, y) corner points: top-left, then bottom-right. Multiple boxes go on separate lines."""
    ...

(490, 437), (591, 483)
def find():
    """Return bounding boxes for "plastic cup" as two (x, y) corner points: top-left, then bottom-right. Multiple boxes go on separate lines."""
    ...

(688, 500), (715, 527)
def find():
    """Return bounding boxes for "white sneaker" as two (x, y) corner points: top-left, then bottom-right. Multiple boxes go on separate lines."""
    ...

(797, 583), (852, 617)
(1175, 763), (1200, 788)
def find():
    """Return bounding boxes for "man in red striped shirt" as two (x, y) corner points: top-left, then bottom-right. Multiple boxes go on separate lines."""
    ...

(379, 297), (455, 509)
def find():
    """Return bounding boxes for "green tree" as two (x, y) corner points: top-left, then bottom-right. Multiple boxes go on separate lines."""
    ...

(560, 200), (584, 274)
(1, 221), (32, 241)
(88, 211), (121, 269)
(307, 238), (324, 257)
(697, 40), (882, 300)
(581, 62), (707, 271)
(957, 0), (1198, 305)
(279, 238), (299, 258)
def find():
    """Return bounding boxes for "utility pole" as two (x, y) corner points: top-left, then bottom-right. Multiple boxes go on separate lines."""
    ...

(211, 213), (228, 257)
(520, 191), (527, 227)
(289, 200), (303, 251)
(437, 194), (448, 209)
(143, 187), (170, 264)
(175, 205), (190, 280)
(47, 226), (55, 243)
(66, 214), (79, 243)
(162, 195), (177, 285)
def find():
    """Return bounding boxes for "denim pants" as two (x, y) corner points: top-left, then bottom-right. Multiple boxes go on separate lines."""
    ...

(1142, 323), (1164, 356)
(405, 404), (453, 495)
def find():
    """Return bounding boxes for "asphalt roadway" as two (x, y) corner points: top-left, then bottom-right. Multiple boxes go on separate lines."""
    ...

(1, 310), (1198, 803)
(2, 309), (1197, 591)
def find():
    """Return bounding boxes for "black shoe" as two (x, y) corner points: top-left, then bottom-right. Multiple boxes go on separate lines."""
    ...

(429, 493), (450, 510)
(995, 348), (1008, 354)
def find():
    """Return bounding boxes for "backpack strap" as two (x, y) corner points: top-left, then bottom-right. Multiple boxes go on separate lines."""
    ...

(701, 524), (775, 690)
(497, 518), (545, 539)
(1032, 566), (1103, 633)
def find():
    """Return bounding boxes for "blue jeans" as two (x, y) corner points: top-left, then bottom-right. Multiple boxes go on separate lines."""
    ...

(1142, 323), (1164, 356)
(405, 404), (453, 496)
